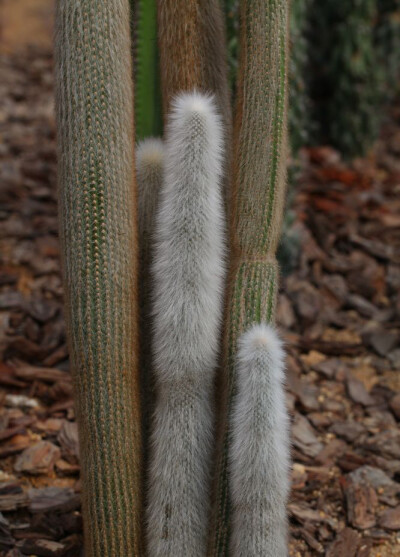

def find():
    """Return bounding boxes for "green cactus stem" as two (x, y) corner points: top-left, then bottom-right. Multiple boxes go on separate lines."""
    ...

(54, 1), (142, 555)
(209, 1), (290, 554)
(136, 138), (164, 474)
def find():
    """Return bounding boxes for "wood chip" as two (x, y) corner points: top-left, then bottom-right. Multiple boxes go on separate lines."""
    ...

(14, 441), (61, 475)
(378, 506), (400, 531)
(28, 487), (80, 514)
(344, 470), (378, 530)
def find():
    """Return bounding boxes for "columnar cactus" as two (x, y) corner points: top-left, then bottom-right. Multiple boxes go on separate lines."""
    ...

(147, 92), (226, 556)
(209, 1), (290, 554)
(136, 138), (164, 463)
(137, 139), (165, 262)
(157, 0), (231, 145)
(229, 324), (290, 556)
(54, 1), (142, 555)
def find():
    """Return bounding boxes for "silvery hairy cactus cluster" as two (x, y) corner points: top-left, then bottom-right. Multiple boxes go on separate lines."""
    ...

(146, 92), (226, 556)
(55, 0), (291, 555)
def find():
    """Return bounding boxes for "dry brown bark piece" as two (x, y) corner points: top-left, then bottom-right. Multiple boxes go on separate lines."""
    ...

(330, 421), (366, 442)
(16, 538), (66, 556)
(292, 413), (324, 458)
(316, 438), (348, 466)
(14, 441), (61, 474)
(0, 434), (31, 459)
(378, 506), (400, 531)
(366, 330), (399, 357)
(343, 470), (378, 530)
(362, 430), (400, 460)
(28, 487), (80, 514)
(326, 528), (362, 557)
(12, 361), (70, 384)
(57, 421), (79, 460)
(0, 482), (28, 512)
(346, 376), (375, 406)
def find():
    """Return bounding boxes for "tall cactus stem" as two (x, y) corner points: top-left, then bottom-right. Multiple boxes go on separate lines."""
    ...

(157, 0), (232, 158)
(54, 1), (142, 555)
(136, 138), (164, 468)
(230, 324), (290, 556)
(209, 1), (290, 554)
(147, 92), (226, 556)
(157, 0), (232, 214)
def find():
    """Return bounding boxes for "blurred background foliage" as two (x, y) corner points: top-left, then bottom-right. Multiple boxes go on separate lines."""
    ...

(220, 0), (400, 159)
(218, 0), (400, 271)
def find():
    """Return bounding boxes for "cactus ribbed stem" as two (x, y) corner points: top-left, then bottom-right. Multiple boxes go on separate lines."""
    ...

(54, 2), (142, 555)
(231, 2), (289, 257)
(136, 138), (164, 468)
(137, 139), (164, 264)
(157, 0), (231, 143)
(209, 1), (290, 554)
(157, 0), (232, 214)
(230, 324), (290, 556)
(147, 92), (226, 556)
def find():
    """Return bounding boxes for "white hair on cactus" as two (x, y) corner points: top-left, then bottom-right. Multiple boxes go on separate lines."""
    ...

(146, 91), (226, 556)
(229, 323), (290, 557)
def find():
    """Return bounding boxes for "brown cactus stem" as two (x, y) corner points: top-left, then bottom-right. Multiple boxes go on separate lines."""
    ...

(54, 1), (142, 554)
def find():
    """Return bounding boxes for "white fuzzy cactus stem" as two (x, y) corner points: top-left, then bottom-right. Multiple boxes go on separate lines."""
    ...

(230, 324), (290, 557)
(147, 92), (226, 556)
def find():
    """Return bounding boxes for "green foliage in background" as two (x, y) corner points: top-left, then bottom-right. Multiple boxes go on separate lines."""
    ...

(289, 0), (400, 158)
(132, 0), (163, 140)
(375, 0), (400, 99)
(308, 0), (381, 158)
(289, 0), (312, 155)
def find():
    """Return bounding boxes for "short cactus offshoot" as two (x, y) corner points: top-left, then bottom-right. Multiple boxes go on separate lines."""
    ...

(146, 92), (226, 556)
(229, 324), (290, 557)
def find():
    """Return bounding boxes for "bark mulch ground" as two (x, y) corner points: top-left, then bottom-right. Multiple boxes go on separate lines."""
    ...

(0, 38), (399, 557)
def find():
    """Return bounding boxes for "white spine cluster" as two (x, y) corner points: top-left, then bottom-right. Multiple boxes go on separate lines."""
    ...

(147, 92), (226, 556)
(229, 324), (290, 557)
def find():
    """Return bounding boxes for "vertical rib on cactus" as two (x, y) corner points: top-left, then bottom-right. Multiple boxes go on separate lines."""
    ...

(230, 324), (290, 556)
(147, 92), (226, 556)
(136, 138), (164, 468)
(134, 0), (163, 139)
(54, 1), (142, 555)
(157, 0), (231, 143)
(209, 1), (290, 554)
